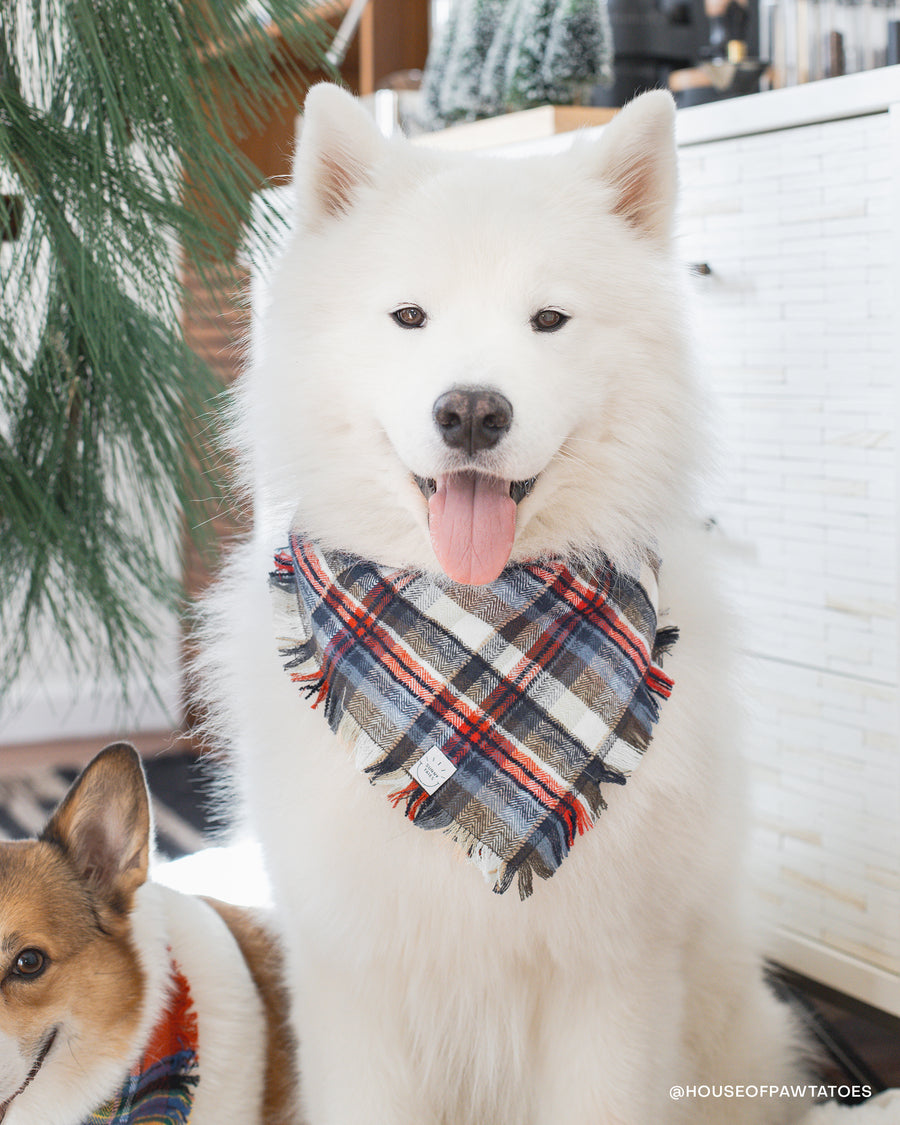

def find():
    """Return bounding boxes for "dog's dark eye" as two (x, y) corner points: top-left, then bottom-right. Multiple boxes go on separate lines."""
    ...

(392, 305), (427, 329)
(531, 308), (569, 333)
(13, 949), (46, 979)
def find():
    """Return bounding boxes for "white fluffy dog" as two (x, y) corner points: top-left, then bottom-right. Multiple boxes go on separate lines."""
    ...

(199, 83), (823, 1124)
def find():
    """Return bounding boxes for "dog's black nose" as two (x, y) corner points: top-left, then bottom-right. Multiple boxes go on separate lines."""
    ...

(433, 388), (513, 455)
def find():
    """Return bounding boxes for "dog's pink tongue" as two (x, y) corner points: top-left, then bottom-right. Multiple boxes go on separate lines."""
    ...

(429, 471), (516, 585)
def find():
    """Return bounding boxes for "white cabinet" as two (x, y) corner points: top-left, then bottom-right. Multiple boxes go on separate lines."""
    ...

(675, 69), (900, 1014)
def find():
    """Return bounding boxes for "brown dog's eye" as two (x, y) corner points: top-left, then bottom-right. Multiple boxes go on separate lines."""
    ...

(392, 305), (426, 329)
(13, 949), (46, 978)
(531, 308), (569, 332)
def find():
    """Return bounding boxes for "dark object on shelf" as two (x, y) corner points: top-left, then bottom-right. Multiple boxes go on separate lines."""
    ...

(700, 0), (749, 63)
(829, 30), (846, 78)
(672, 82), (719, 106)
(667, 0), (763, 107)
(669, 54), (764, 106)
(698, 55), (766, 95)
(593, 0), (761, 108)
(591, 0), (713, 106)
(681, 0), (764, 104)
(888, 22), (900, 67)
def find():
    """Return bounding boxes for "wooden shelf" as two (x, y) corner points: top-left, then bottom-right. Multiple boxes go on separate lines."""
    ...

(418, 106), (618, 151)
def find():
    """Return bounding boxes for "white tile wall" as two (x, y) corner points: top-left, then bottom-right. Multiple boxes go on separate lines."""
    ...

(676, 112), (900, 993)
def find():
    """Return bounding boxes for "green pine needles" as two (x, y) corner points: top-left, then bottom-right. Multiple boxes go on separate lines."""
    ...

(0, 0), (331, 696)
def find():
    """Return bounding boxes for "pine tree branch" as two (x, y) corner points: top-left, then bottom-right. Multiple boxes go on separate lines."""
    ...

(0, 0), (333, 697)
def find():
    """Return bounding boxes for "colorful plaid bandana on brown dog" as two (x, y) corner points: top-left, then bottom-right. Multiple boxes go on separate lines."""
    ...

(271, 534), (677, 898)
(86, 961), (198, 1123)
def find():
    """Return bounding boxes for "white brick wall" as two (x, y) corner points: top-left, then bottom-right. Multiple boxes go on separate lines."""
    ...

(677, 111), (900, 1001)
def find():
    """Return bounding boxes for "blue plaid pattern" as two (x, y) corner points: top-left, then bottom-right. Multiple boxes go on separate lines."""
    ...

(271, 536), (677, 898)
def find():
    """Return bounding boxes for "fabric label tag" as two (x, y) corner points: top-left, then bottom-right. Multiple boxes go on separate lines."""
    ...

(409, 746), (457, 795)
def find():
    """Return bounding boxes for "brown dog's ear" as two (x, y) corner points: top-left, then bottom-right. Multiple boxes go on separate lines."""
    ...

(41, 743), (151, 911)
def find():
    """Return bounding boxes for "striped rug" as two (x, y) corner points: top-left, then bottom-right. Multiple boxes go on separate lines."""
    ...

(0, 752), (215, 860)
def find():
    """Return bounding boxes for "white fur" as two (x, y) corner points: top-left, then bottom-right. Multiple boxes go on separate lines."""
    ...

(6, 884), (267, 1125)
(152, 887), (268, 1124)
(199, 84), (816, 1124)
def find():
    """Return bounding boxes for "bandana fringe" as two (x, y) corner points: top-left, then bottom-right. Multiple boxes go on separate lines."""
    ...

(387, 760), (605, 899)
(620, 624), (680, 751)
(271, 538), (677, 896)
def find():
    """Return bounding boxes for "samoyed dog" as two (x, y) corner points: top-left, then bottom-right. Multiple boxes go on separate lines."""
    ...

(198, 83), (815, 1125)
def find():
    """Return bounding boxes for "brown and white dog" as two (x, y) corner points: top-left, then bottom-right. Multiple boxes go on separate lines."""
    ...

(0, 743), (295, 1125)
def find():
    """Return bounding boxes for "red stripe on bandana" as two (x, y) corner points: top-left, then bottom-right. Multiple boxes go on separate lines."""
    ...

(271, 537), (677, 897)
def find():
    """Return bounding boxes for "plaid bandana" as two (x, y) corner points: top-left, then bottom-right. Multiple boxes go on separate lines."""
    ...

(271, 534), (677, 898)
(85, 962), (199, 1124)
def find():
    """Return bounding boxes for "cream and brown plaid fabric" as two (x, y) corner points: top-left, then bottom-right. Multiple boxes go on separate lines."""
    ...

(271, 535), (677, 898)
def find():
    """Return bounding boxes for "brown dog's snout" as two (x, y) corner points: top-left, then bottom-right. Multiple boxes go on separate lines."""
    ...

(432, 388), (513, 456)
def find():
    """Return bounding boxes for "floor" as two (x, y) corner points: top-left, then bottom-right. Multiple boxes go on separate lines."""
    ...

(2, 730), (898, 1101)
(769, 968), (900, 1096)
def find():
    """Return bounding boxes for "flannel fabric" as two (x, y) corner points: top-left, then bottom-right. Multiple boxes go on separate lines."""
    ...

(85, 963), (199, 1124)
(271, 534), (677, 898)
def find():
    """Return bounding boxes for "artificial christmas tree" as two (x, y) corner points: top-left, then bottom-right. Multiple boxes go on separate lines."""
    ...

(478, 0), (522, 116)
(503, 0), (569, 110)
(438, 0), (505, 123)
(542, 0), (613, 104)
(420, 0), (462, 128)
(421, 0), (614, 129)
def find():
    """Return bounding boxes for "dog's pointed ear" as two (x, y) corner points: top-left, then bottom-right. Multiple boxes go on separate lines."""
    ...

(41, 743), (151, 911)
(293, 82), (387, 225)
(589, 89), (678, 244)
